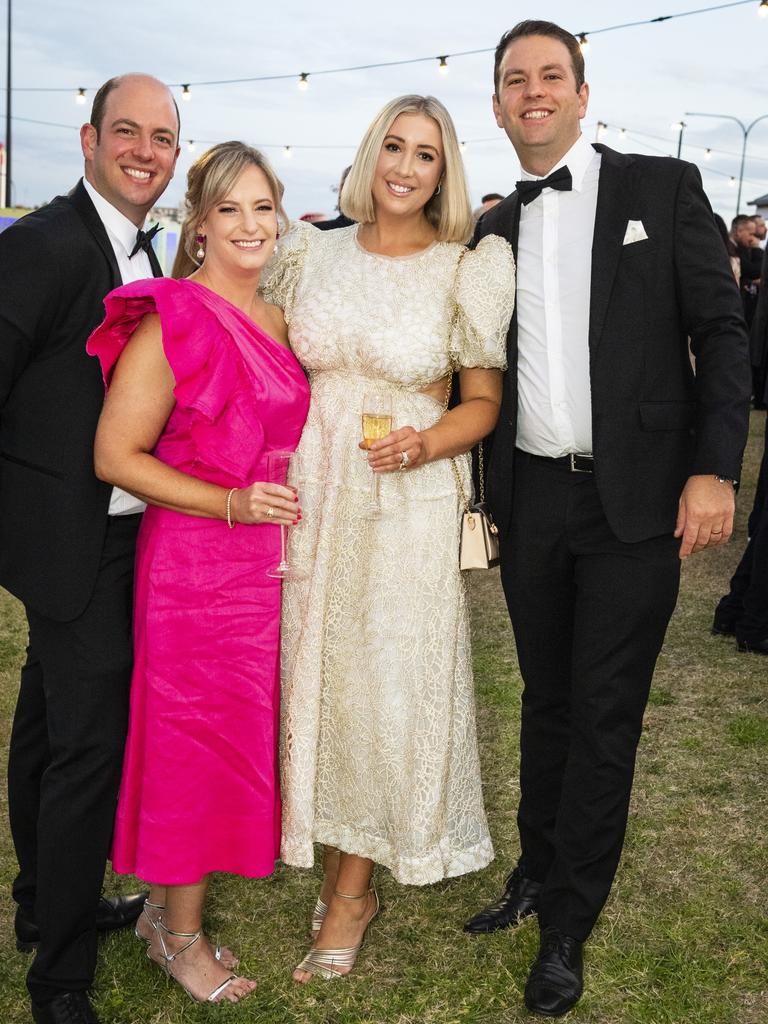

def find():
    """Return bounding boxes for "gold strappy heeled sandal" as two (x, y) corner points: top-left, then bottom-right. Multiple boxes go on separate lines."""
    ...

(155, 918), (251, 1004)
(311, 898), (328, 937)
(296, 887), (379, 980)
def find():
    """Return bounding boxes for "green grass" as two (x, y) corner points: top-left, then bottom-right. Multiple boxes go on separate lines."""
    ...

(1, 411), (767, 1023)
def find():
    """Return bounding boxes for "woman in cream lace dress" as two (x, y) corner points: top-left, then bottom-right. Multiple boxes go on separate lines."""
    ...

(263, 95), (515, 981)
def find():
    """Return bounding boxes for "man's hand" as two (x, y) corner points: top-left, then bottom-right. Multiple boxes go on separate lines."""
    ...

(674, 474), (735, 559)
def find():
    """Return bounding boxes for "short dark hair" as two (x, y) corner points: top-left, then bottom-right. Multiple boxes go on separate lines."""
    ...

(494, 20), (585, 96)
(731, 214), (756, 231)
(89, 75), (181, 142)
(481, 192), (504, 204)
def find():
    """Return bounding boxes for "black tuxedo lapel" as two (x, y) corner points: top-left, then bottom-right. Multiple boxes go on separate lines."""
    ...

(588, 146), (635, 354)
(68, 179), (122, 288)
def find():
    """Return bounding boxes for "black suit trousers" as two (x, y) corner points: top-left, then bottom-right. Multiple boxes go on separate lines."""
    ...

(716, 412), (768, 640)
(500, 452), (680, 941)
(7, 514), (139, 1004)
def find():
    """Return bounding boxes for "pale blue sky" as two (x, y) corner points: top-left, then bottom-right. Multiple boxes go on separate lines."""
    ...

(4, 0), (768, 221)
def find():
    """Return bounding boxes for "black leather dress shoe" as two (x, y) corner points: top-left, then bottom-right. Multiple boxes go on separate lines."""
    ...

(524, 925), (584, 1018)
(737, 636), (768, 654)
(15, 892), (147, 952)
(463, 866), (542, 933)
(711, 614), (736, 637)
(31, 991), (100, 1024)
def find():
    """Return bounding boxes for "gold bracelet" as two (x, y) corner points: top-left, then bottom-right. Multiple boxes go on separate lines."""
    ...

(226, 487), (238, 529)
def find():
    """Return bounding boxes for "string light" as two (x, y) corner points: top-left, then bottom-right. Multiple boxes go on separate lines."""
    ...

(760, 0), (768, 16)
(187, 140), (196, 152)
(75, 88), (86, 105)
(596, 120), (607, 139)
(619, 128), (627, 137)
(181, 84), (191, 101)
(438, 56), (449, 75)
(298, 73), (309, 91)
(671, 121), (685, 132)
(704, 147), (712, 159)
(578, 33), (590, 51)
(283, 145), (292, 158)
(459, 141), (467, 153)
(729, 176), (736, 185)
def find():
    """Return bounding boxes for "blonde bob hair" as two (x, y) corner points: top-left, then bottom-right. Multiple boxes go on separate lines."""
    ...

(172, 141), (288, 278)
(341, 95), (473, 244)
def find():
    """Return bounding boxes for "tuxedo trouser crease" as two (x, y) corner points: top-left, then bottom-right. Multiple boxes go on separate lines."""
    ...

(8, 514), (139, 1004)
(501, 451), (680, 941)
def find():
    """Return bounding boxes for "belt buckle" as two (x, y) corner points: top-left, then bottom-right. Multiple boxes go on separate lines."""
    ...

(569, 453), (593, 473)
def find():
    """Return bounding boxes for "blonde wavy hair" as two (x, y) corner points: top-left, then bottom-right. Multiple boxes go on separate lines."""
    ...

(172, 141), (288, 279)
(341, 95), (473, 244)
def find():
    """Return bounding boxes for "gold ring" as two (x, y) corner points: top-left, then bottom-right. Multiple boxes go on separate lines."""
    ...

(266, 507), (275, 519)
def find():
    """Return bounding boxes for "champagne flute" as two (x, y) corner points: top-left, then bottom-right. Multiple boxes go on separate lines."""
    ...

(361, 391), (392, 519)
(266, 449), (305, 579)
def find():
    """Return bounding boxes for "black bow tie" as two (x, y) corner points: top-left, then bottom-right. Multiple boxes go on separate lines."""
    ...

(129, 223), (163, 259)
(515, 166), (573, 205)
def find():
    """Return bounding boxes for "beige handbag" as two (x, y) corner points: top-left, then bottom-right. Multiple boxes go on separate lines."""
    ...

(442, 371), (500, 570)
(452, 445), (500, 570)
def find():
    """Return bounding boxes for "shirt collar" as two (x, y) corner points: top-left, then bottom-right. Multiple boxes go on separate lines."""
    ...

(519, 133), (598, 193)
(82, 177), (147, 255)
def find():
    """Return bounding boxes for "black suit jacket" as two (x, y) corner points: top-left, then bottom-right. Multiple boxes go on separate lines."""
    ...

(475, 145), (752, 544)
(0, 180), (138, 620)
(748, 248), (768, 406)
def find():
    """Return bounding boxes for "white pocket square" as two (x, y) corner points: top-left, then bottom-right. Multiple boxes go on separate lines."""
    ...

(623, 220), (648, 245)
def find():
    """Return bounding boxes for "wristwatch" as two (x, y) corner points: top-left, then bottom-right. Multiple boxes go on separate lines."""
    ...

(714, 475), (738, 486)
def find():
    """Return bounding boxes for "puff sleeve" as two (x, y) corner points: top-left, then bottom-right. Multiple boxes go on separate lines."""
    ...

(260, 218), (316, 322)
(449, 234), (515, 370)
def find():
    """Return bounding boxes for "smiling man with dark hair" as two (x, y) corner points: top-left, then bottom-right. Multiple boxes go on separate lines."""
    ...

(464, 20), (751, 1018)
(0, 73), (179, 1024)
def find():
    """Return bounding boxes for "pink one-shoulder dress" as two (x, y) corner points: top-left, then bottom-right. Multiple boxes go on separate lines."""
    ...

(87, 277), (310, 884)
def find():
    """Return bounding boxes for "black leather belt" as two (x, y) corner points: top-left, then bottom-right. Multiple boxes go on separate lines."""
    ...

(517, 450), (595, 473)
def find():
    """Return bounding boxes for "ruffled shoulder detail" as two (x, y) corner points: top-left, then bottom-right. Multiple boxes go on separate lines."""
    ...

(449, 234), (515, 370)
(87, 277), (238, 421)
(260, 218), (317, 323)
(87, 278), (262, 484)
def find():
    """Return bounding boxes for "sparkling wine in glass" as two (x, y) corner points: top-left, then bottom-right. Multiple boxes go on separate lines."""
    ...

(361, 391), (392, 519)
(266, 449), (304, 579)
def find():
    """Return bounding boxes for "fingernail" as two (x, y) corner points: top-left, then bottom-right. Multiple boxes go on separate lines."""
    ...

(294, 495), (299, 501)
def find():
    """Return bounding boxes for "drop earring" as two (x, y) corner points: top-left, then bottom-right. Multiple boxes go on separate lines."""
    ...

(195, 233), (206, 261)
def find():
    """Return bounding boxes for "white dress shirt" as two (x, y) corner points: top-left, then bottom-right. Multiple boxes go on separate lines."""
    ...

(515, 133), (601, 457)
(83, 177), (152, 515)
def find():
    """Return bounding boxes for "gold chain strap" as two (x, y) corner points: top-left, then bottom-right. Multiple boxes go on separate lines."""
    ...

(442, 370), (487, 514)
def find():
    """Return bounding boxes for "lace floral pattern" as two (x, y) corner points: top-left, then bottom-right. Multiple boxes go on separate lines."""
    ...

(264, 222), (515, 884)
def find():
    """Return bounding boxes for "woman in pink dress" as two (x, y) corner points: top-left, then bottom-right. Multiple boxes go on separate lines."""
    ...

(87, 142), (309, 1004)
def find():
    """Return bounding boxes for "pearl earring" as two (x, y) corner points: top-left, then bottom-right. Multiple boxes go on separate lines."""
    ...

(195, 233), (206, 261)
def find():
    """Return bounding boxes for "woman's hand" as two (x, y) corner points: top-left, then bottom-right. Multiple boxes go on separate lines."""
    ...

(230, 482), (300, 525)
(361, 426), (427, 473)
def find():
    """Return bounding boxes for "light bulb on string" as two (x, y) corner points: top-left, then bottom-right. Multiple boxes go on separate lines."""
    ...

(759, 1), (768, 17)
(298, 73), (309, 91)
(283, 145), (292, 158)
(671, 121), (684, 133)
(578, 33), (589, 51)
(704, 148), (712, 160)
(729, 176), (736, 187)
(437, 56), (449, 75)
(619, 128), (626, 137)
(596, 121), (607, 140)
(459, 141), (466, 153)
(76, 88), (86, 105)
(181, 84), (191, 101)
(187, 140), (196, 152)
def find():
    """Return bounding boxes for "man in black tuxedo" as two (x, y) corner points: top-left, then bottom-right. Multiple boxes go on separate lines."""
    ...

(0, 74), (179, 1024)
(463, 21), (751, 1018)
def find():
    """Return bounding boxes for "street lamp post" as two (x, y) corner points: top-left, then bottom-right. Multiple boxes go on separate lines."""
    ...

(685, 110), (768, 214)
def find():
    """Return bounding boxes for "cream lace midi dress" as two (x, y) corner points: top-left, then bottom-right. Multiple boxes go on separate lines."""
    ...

(263, 222), (515, 885)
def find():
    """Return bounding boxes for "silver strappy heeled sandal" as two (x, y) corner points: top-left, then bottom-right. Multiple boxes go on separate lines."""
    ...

(138, 900), (235, 967)
(296, 887), (379, 980)
(155, 918), (251, 1004)
(134, 897), (164, 943)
